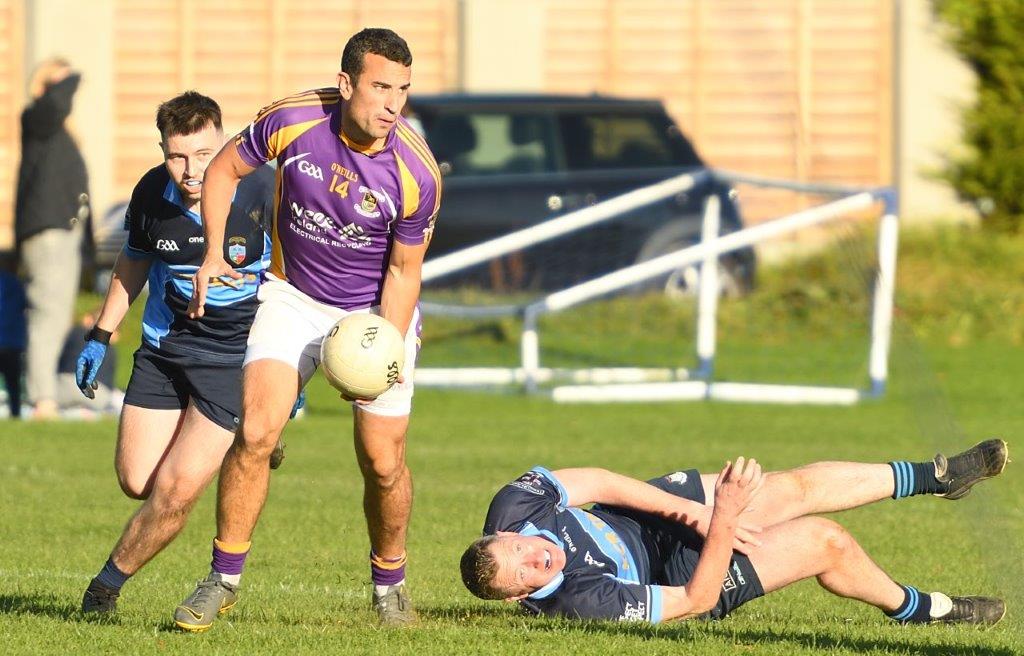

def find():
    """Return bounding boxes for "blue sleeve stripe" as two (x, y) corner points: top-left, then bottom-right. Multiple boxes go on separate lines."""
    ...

(648, 586), (664, 624)
(124, 245), (151, 260)
(530, 466), (569, 507)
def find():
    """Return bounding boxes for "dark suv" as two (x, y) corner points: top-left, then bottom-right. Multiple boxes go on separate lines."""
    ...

(410, 94), (754, 295)
(93, 94), (754, 295)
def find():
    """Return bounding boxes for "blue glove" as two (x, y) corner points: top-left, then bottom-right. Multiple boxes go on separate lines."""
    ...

(290, 390), (306, 419)
(76, 340), (108, 400)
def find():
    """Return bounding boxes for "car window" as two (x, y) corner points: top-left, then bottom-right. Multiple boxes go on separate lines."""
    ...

(422, 112), (558, 177)
(558, 112), (703, 170)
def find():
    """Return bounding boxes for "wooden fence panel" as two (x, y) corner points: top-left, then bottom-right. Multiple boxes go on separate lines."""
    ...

(545, 0), (893, 224)
(112, 0), (456, 202)
(0, 0), (23, 245)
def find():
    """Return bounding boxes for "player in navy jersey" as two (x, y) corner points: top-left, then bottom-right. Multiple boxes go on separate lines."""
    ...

(177, 28), (440, 629)
(79, 92), (279, 614)
(462, 440), (1007, 626)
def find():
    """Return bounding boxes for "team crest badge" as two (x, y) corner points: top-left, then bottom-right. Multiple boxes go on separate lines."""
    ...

(228, 236), (247, 264)
(665, 471), (688, 485)
(354, 186), (382, 219)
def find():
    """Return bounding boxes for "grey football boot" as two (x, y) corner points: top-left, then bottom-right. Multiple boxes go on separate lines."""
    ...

(173, 574), (239, 632)
(373, 584), (418, 626)
(934, 439), (1008, 500)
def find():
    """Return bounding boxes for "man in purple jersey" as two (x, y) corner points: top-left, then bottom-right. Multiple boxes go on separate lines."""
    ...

(176, 28), (440, 631)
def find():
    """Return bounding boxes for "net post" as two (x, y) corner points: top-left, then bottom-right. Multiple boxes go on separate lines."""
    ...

(868, 188), (899, 396)
(695, 193), (721, 379)
(521, 304), (543, 394)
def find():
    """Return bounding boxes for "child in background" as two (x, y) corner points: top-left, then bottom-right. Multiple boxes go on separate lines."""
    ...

(0, 250), (27, 418)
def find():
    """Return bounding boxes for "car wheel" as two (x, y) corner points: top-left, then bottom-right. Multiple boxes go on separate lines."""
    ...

(662, 257), (747, 300)
(635, 220), (750, 299)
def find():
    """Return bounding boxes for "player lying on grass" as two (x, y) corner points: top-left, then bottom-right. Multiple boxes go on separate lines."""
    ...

(461, 439), (1008, 625)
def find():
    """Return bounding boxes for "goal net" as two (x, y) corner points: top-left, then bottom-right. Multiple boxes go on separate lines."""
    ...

(416, 171), (897, 405)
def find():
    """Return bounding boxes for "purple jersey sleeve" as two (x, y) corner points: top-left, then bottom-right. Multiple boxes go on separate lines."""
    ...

(391, 117), (442, 247)
(235, 89), (339, 168)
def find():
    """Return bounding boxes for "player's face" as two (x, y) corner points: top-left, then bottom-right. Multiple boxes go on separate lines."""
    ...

(160, 122), (223, 207)
(490, 533), (567, 600)
(337, 53), (411, 145)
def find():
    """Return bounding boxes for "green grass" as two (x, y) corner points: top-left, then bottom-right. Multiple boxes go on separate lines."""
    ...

(3, 227), (1023, 654)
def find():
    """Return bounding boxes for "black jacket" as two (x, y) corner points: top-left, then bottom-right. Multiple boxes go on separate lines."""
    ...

(14, 73), (90, 245)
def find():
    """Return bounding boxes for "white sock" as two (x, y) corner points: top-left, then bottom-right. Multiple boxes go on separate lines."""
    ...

(211, 570), (242, 587)
(375, 579), (404, 596)
(929, 591), (953, 618)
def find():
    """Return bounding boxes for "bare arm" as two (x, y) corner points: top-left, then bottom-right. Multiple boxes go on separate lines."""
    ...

(93, 249), (152, 332)
(660, 458), (765, 621)
(380, 240), (427, 337)
(187, 141), (255, 318)
(553, 467), (708, 525)
(552, 467), (762, 552)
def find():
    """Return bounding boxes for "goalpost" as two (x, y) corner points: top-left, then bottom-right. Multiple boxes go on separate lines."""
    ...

(416, 170), (898, 405)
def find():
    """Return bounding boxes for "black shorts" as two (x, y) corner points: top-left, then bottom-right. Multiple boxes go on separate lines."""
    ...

(123, 342), (242, 432)
(645, 469), (765, 619)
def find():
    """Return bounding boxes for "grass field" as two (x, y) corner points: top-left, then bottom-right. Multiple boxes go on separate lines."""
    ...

(2, 227), (1023, 655)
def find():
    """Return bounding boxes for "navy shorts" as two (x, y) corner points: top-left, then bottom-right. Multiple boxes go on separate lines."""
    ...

(645, 469), (765, 619)
(123, 342), (242, 432)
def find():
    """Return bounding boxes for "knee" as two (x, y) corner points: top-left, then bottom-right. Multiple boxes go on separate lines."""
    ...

(778, 469), (812, 506)
(811, 518), (854, 564)
(359, 452), (407, 489)
(237, 412), (286, 459)
(117, 470), (153, 500)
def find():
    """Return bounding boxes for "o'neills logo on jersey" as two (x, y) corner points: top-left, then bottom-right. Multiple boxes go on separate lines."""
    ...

(330, 162), (358, 182)
(227, 236), (247, 264)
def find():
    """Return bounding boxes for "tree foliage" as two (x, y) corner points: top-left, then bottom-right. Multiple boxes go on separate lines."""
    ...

(933, 0), (1024, 233)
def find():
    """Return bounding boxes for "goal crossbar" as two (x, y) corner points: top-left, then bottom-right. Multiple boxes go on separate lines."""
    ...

(416, 170), (898, 405)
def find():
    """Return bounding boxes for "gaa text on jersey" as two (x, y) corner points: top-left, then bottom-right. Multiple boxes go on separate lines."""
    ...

(298, 159), (324, 181)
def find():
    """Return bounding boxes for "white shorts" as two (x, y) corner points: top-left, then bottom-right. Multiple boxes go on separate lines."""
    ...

(244, 275), (421, 417)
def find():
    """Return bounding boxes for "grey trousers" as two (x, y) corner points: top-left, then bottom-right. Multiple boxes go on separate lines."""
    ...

(21, 224), (83, 404)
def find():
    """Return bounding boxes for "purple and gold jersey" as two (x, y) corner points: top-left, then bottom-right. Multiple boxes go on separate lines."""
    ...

(235, 88), (441, 309)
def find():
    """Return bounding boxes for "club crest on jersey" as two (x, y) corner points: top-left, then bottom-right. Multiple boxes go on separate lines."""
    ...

(227, 236), (247, 264)
(665, 471), (688, 485)
(355, 189), (380, 218)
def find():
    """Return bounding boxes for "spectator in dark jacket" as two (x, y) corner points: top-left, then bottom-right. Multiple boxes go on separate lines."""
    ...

(0, 250), (27, 418)
(15, 57), (90, 419)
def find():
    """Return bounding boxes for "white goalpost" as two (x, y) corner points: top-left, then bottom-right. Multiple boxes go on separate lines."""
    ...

(416, 170), (898, 405)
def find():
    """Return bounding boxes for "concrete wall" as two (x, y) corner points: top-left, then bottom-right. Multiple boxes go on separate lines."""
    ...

(460, 0), (545, 91)
(25, 0), (116, 232)
(898, 0), (975, 223)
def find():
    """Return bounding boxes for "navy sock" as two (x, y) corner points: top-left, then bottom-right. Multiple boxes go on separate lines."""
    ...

(886, 585), (932, 623)
(888, 461), (944, 499)
(95, 557), (130, 591)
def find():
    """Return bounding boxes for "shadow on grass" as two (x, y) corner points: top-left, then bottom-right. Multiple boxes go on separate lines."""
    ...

(0, 592), (106, 624)
(417, 604), (522, 622)
(562, 621), (1014, 656)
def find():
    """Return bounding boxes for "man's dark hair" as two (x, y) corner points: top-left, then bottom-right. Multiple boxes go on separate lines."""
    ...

(460, 535), (504, 600)
(156, 91), (222, 139)
(341, 28), (412, 82)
